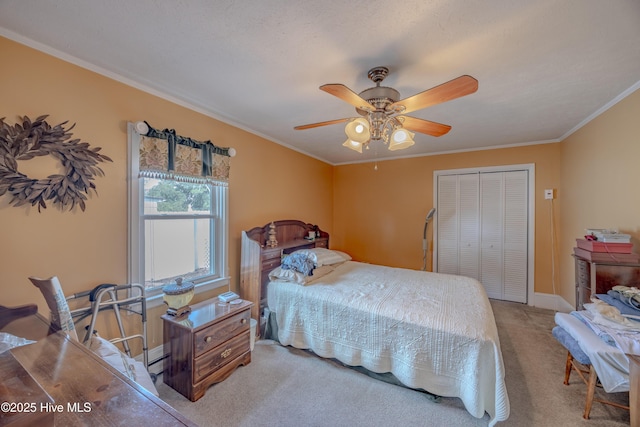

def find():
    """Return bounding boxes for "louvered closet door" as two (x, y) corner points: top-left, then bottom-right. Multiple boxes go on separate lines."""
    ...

(480, 172), (504, 299)
(502, 170), (528, 303)
(437, 169), (528, 303)
(480, 171), (528, 302)
(458, 174), (480, 280)
(436, 175), (460, 275)
(436, 174), (479, 279)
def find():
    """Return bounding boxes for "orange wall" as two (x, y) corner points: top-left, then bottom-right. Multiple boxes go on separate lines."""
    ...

(558, 88), (640, 305)
(0, 37), (332, 347)
(333, 143), (562, 295)
(3, 33), (638, 325)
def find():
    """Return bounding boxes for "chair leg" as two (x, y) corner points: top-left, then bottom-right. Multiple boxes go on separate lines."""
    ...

(583, 365), (598, 419)
(564, 351), (573, 385)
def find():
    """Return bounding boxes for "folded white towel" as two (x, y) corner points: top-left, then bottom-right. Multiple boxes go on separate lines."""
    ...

(555, 312), (629, 393)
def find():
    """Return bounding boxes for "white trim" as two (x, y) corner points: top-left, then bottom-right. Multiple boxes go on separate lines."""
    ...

(532, 292), (573, 313)
(0, 29), (327, 165)
(559, 79), (640, 141)
(3, 29), (638, 168)
(127, 123), (142, 289)
(333, 139), (560, 166)
(145, 276), (229, 309)
(127, 122), (230, 304)
(433, 164), (535, 305)
(136, 344), (165, 376)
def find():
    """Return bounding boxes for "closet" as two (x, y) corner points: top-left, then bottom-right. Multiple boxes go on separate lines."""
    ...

(435, 168), (530, 303)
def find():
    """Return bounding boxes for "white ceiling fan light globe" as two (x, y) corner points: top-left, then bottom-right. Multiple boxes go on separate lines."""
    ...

(388, 128), (415, 151)
(393, 129), (408, 142)
(345, 118), (370, 143)
(342, 139), (363, 153)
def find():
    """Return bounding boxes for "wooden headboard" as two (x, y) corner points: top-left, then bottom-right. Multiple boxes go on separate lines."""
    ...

(240, 220), (329, 335)
(243, 219), (328, 248)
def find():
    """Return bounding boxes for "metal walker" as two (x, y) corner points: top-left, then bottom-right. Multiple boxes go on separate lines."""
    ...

(66, 283), (149, 370)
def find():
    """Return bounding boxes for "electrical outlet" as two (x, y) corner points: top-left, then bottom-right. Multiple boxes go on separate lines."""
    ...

(544, 189), (554, 200)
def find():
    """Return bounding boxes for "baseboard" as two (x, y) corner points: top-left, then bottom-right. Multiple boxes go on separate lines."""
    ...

(532, 292), (573, 312)
(135, 344), (165, 375)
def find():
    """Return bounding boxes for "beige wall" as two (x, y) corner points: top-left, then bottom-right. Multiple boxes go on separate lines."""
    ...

(0, 37), (332, 349)
(333, 143), (562, 296)
(558, 89), (640, 305)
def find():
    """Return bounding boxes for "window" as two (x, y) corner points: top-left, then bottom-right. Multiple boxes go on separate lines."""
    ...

(127, 123), (230, 306)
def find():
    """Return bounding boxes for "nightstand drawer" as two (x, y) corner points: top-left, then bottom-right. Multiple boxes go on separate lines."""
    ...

(194, 331), (250, 383)
(194, 309), (250, 357)
(261, 249), (282, 262)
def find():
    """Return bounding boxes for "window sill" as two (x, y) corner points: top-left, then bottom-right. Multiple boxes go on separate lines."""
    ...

(145, 276), (230, 309)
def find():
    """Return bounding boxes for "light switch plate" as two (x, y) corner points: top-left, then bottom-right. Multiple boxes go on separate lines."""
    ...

(544, 189), (554, 200)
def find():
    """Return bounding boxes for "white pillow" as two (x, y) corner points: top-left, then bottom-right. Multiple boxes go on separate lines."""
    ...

(295, 248), (351, 266)
(269, 265), (335, 285)
(329, 250), (352, 263)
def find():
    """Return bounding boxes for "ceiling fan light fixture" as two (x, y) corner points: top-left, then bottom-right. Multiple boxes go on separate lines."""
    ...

(294, 67), (478, 156)
(388, 128), (415, 151)
(342, 138), (363, 153)
(344, 117), (371, 143)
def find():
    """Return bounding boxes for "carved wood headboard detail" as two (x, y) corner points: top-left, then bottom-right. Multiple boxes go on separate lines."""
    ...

(244, 219), (328, 248)
(240, 219), (329, 336)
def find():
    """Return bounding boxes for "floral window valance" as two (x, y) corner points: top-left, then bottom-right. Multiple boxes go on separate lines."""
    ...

(138, 121), (231, 185)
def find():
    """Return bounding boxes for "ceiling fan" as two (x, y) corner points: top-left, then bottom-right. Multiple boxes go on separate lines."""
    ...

(294, 66), (478, 153)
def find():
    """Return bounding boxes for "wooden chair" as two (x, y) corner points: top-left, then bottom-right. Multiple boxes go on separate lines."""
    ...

(0, 304), (37, 330)
(553, 325), (630, 419)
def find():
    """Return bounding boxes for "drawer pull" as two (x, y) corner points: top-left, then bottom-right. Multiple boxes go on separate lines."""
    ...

(241, 318), (247, 324)
(221, 348), (232, 359)
(205, 336), (212, 343)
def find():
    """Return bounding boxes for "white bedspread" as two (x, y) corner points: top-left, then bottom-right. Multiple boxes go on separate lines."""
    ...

(268, 261), (509, 426)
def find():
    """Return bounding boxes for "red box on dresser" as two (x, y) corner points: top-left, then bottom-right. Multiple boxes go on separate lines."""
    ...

(576, 238), (633, 254)
(573, 247), (640, 263)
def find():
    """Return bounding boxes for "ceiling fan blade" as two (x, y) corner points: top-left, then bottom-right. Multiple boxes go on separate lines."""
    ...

(320, 84), (376, 112)
(389, 75), (478, 115)
(398, 116), (452, 137)
(294, 117), (351, 130)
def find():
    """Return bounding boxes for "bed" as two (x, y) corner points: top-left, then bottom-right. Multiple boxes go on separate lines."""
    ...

(239, 220), (509, 426)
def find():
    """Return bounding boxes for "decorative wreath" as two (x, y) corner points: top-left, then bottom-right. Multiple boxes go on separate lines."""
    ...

(0, 115), (112, 212)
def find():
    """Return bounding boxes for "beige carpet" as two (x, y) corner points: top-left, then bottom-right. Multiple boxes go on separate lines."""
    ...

(156, 300), (630, 426)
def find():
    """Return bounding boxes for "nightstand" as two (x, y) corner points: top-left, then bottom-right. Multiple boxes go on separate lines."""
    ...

(162, 298), (253, 401)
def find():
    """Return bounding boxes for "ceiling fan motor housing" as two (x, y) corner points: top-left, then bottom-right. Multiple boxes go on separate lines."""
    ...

(356, 86), (400, 115)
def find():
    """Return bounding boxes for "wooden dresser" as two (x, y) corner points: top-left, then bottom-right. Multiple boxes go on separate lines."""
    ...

(162, 298), (252, 401)
(574, 254), (640, 309)
(240, 220), (329, 335)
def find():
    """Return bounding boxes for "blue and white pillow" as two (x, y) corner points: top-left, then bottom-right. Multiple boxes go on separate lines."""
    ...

(281, 251), (316, 276)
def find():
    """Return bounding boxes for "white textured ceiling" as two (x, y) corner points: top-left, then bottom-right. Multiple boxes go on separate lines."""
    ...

(1, 0), (639, 165)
